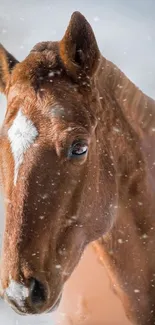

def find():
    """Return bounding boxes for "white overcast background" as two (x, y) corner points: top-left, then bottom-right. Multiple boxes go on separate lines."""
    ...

(0, 0), (155, 324)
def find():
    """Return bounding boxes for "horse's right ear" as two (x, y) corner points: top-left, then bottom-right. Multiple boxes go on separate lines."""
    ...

(0, 44), (19, 94)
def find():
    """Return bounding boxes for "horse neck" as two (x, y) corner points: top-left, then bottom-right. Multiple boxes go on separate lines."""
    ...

(93, 59), (155, 324)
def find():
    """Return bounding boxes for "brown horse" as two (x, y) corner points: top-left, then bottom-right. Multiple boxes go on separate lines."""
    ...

(0, 11), (155, 324)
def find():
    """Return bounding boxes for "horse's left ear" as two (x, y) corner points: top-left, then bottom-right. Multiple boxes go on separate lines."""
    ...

(60, 12), (100, 79)
(0, 44), (19, 94)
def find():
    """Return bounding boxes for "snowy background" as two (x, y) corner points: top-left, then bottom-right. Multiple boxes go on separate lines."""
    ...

(0, 0), (155, 324)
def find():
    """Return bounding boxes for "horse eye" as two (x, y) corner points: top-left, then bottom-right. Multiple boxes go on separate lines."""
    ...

(70, 142), (88, 157)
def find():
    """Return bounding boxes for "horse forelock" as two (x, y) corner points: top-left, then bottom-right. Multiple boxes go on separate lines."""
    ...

(11, 45), (64, 91)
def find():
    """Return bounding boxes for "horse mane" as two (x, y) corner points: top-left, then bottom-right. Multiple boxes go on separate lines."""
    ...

(100, 58), (155, 138)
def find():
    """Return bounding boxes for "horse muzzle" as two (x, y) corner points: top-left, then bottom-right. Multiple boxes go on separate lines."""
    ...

(3, 278), (50, 315)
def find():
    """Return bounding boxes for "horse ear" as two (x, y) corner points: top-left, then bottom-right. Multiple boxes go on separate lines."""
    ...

(60, 12), (100, 79)
(0, 44), (19, 94)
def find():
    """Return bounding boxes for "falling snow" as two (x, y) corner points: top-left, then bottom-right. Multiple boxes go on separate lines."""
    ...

(0, 1), (155, 325)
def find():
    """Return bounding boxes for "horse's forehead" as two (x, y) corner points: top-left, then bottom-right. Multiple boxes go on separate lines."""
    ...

(5, 101), (85, 187)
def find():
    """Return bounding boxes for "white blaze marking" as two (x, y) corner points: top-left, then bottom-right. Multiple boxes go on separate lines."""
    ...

(5, 280), (29, 306)
(8, 109), (38, 185)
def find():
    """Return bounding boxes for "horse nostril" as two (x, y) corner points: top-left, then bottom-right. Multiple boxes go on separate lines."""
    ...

(29, 279), (47, 306)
